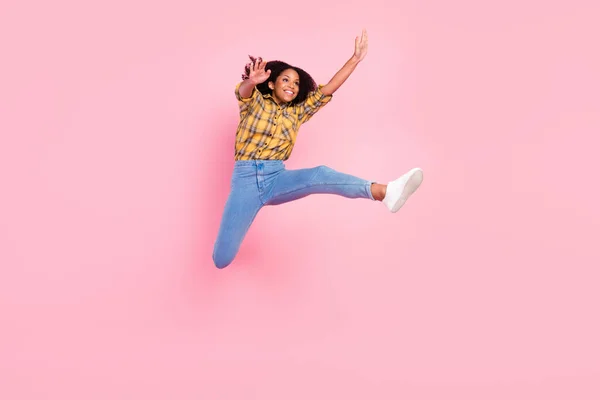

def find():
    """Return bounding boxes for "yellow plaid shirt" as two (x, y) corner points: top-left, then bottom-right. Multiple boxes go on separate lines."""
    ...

(233, 82), (333, 161)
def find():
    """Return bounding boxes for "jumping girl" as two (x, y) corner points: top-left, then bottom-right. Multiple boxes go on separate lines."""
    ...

(212, 29), (423, 269)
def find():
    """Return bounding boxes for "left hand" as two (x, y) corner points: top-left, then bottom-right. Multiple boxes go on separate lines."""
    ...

(353, 29), (368, 62)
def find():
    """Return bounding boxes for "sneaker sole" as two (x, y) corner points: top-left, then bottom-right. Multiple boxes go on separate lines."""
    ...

(391, 168), (423, 213)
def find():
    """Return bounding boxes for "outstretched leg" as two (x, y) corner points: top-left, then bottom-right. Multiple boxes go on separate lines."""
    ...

(266, 165), (423, 212)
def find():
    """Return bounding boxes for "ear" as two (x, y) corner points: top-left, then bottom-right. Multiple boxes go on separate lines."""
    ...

(268, 81), (274, 90)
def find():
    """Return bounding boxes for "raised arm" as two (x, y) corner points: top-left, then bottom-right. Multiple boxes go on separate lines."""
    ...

(321, 29), (368, 96)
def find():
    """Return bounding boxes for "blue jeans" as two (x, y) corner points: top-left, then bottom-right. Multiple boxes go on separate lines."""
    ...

(212, 160), (375, 268)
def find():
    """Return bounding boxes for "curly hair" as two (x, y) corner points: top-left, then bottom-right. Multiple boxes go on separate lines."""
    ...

(242, 55), (316, 105)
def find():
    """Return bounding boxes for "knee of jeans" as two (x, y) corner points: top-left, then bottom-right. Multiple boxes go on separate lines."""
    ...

(212, 247), (234, 269)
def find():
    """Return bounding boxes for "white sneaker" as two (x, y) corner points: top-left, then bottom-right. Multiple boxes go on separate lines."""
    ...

(382, 168), (423, 213)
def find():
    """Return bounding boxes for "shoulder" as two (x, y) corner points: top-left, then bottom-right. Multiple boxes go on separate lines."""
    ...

(295, 84), (333, 108)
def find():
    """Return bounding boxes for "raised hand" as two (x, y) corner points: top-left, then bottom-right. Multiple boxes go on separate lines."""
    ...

(243, 56), (271, 85)
(354, 29), (368, 62)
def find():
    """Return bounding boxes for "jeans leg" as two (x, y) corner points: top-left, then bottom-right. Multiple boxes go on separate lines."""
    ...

(212, 176), (263, 269)
(265, 165), (374, 205)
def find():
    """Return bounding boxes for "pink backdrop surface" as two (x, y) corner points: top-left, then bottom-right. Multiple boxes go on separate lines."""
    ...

(1, 0), (599, 398)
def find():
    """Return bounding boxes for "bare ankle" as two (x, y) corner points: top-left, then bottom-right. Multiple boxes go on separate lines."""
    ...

(371, 183), (387, 201)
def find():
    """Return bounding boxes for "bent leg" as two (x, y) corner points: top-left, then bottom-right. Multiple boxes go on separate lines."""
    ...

(212, 190), (262, 269)
(266, 165), (375, 205)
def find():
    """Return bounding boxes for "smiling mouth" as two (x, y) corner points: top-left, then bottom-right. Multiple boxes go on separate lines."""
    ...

(284, 90), (294, 96)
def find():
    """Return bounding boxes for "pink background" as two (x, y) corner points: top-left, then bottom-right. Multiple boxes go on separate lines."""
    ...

(2, 0), (599, 398)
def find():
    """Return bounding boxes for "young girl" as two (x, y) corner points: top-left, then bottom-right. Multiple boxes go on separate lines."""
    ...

(213, 29), (423, 269)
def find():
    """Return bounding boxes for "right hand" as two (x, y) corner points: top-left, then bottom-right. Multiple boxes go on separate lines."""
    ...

(247, 57), (271, 85)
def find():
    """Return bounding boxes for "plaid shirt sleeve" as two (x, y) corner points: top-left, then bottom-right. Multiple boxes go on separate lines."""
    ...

(235, 81), (262, 119)
(297, 85), (333, 124)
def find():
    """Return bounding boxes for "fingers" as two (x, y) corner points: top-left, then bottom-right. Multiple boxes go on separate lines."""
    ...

(355, 29), (367, 48)
(246, 55), (269, 80)
(251, 57), (268, 73)
(252, 58), (262, 72)
(358, 29), (368, 45)
(258, 58), (267, 71)
(358, 29), (368, 52)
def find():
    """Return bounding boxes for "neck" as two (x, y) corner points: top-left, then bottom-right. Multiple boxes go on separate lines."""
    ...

(270, 93), (287, 105)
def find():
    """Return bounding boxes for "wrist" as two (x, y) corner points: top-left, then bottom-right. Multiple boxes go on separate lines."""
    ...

(349, 55), (361, 65)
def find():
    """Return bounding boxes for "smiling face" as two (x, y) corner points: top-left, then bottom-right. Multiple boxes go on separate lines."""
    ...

(268, 68), (300, 104)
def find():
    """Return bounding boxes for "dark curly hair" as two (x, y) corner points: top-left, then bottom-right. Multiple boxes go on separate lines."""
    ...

(242, 55), (316, 105)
